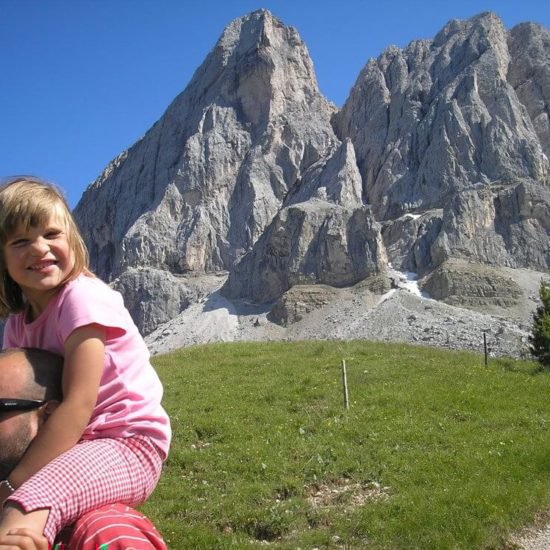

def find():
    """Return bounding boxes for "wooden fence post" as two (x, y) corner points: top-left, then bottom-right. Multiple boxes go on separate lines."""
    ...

(342, 359), (350, 410)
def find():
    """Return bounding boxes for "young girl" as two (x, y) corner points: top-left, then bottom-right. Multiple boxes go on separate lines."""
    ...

(0, 176), (171, 543)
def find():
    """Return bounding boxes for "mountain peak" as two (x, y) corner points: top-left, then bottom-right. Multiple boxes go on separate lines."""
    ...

(74, 10), (550, 337)
(433, 11), (504, 47)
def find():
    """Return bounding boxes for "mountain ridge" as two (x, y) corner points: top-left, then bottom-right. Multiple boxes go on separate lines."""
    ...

(73, 9), (550, 344)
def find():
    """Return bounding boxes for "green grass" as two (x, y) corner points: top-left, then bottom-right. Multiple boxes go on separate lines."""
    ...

(140, 341), (550, 549)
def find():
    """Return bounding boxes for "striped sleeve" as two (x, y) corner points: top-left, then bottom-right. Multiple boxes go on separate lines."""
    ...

(55, 504), (167, 549)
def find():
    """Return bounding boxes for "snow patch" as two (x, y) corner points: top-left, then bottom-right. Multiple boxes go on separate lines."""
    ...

(380, 264), (431, 303)
(398, 270), (423, 296)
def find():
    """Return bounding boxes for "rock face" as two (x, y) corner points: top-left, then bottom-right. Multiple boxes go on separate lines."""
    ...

(74, 10), (550, 336)
(334, 12), (550, 274)
(75, 10), (337, 280)
(110, 267), (218, 336)
(267, 284), (341, 326)
(75, 10), (342, 330)
(223, 140), (387, 302)
(422, 259), (523, 309)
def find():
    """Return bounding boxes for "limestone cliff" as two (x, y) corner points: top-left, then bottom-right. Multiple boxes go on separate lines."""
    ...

(74, 10), (550, 334)
(335, 12), (550, 274)
(75, 10), (337, 280)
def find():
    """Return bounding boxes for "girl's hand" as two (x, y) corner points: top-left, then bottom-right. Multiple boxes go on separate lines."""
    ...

(0, 528), (49, 550)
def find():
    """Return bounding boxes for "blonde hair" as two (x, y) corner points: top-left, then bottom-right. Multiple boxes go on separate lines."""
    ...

(0, 176), (90, 316)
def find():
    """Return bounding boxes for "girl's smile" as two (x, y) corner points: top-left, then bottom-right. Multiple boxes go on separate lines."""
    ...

(4, 214), (74, 317)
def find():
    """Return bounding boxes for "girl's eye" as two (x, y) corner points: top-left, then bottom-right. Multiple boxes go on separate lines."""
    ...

(10, 239), (28, 247)
(45, 231), (61, 239)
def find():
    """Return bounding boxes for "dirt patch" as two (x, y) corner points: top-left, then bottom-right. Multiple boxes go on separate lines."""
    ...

(306, 478), (390, 508)
(507, 509), (550, 550)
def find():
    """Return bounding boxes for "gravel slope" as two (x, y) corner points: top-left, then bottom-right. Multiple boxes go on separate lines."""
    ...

(146, 281), (532, 360)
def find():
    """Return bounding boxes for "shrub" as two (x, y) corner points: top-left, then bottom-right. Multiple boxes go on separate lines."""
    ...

(529, 279), (550, 368)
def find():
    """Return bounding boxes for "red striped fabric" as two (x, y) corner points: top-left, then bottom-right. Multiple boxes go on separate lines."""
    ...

(55, 504), (167, 549)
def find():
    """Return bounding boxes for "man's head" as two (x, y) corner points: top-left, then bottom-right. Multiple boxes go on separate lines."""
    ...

(0, 348), (62, 479)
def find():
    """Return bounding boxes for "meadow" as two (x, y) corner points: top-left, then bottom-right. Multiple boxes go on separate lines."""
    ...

(141, 340), (550, 549)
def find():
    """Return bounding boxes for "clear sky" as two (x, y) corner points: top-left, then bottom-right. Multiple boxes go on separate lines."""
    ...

(1, 0), (549, 208)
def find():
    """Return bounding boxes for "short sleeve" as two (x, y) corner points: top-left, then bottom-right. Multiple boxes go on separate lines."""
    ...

(56, 277), (129, 344)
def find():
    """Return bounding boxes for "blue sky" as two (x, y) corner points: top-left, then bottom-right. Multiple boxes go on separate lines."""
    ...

(1, 1), (549, 208)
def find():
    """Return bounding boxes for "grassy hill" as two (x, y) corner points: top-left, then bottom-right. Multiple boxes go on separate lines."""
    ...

(141, 341), (550, 549)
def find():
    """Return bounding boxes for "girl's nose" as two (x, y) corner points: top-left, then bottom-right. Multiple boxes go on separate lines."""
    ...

(30, 237), (49, 255)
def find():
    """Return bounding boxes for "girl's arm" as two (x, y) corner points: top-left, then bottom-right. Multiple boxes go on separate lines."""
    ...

(7, 324), (105, 490)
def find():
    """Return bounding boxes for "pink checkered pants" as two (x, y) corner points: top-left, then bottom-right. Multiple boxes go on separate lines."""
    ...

(5, 436), (163, 544)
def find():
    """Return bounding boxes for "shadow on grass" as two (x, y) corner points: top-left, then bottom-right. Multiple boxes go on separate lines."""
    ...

(495, 357), (548, 376)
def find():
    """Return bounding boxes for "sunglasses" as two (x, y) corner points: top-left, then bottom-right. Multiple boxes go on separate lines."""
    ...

(0, 399), (45, 412)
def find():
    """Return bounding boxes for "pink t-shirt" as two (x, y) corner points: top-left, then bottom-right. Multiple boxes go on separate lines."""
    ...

(3, 275), (171, 458)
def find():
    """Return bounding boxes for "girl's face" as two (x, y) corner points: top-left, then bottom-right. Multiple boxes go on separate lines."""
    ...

(4, 212), (74, 316)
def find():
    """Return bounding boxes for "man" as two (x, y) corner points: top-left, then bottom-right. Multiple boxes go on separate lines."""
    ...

(0, 348), (167, 549)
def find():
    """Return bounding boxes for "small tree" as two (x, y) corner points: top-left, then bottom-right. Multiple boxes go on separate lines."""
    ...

(529, 279), (550, 368)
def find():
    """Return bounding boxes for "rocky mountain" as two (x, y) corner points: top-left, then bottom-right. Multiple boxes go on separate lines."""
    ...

(335, 13), (550, 275)
(74, 10), (550, 344)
